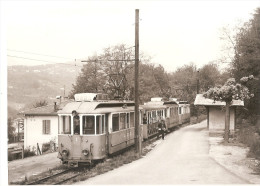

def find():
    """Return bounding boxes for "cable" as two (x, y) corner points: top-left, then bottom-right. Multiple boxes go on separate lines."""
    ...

(7, 49), (73, 60)
(7, 55), (83, 67)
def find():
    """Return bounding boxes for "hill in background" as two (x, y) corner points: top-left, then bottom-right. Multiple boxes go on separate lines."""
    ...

(7, 63), (81, 118)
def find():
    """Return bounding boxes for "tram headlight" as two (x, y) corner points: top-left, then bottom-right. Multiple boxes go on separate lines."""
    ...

(62, 149), (69, 156)
(82, 149), (89, 156)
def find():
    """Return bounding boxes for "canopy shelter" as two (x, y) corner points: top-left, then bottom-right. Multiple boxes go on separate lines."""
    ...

(194, 94), (244, 131)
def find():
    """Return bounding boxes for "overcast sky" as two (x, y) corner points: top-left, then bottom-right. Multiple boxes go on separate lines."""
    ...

(2, 0), (260, 72)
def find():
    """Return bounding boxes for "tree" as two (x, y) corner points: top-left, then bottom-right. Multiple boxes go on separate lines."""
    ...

(203, 76), (254, 143)
(8, 117), (15, 142)
(71, 56), (106, 97)
(231, 8), (260, 80)
(169, 63), (198, 103)
(70, 44), (135, 99)
(199, 63), (222, 92)
(33, 100), (48, 108)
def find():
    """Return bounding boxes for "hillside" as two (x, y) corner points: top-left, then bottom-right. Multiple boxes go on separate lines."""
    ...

(7, 64), (81, 118)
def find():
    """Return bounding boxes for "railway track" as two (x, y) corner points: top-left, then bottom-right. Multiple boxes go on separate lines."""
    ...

(26, 168), (85, 185)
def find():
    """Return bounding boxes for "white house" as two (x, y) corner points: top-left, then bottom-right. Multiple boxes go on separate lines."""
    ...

(194, 94), (244, 132)
(20, 102), (68, 152)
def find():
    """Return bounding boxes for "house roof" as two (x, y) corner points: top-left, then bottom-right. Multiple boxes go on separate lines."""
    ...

(194, 94), (244, 107)
(20, 101), (71, 116)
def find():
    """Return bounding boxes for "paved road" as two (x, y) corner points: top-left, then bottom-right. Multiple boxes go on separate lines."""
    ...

(77, 121), (249, 184)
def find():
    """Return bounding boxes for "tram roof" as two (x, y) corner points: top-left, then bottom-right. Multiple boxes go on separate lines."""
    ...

(58, 101), (136, 114)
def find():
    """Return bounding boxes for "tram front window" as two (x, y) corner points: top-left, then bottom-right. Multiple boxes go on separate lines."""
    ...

(83, 116), (95, 134)
(60, 115), (71, 134)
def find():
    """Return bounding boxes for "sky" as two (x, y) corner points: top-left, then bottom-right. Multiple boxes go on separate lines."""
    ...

(2, 0), (260, 72)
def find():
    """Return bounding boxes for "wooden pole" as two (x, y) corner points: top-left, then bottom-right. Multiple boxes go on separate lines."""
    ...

(134, 9), (141, 156)
(22, 145), (24, 159)
(206, 107), (209, 130)
(197, 70), (200, 94)
(224, 102), (230, 143)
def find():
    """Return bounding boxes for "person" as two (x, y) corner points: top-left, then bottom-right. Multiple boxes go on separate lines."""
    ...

(143, 113), (147, 124)
(72, 110), (80, 134)
(157, 118), (166, 140)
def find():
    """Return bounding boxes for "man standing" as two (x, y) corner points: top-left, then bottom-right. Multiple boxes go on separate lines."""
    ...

(72, 110), (80, 134)
(158, 118), (166, 140)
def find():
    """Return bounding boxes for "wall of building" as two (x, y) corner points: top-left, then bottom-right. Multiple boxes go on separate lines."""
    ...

(24, 115), (58, 151)
(209, 107), (235, 131)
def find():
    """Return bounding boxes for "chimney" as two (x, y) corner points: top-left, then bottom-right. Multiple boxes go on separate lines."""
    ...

(54, 102), (57, 111)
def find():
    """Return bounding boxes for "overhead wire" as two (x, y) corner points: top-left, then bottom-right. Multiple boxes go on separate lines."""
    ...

(7, 55), (83, 67)
(7, 49), (73, 60)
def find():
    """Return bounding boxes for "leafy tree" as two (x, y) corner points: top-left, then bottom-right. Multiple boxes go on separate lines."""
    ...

(71, 56), (106, 97)
(203, 76), (254, 143)
(8, 117), (15, 142)
(199, 63), (222, 92)
(169, 63), (198, 103)
(70, 44), (172, 103)
(232, 8), (260, 80)
(33, 100), (48, 108)
(70, 44), (135, 99)
(220, 8), (260, 120)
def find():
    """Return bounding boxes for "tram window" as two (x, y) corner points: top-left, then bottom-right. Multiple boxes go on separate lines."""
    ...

(83, 116), (95, 135)
(96, 115), (102, 134)
(130, 112), (134, 127)
(102, 115), (105, 133)
(112, 114), (119, 132)
(147, 112), (151, 124)
(60, 116), (71, 134)
(120, 113), (126, 130)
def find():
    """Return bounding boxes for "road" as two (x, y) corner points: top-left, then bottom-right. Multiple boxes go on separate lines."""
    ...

(76, 121), (249, 184)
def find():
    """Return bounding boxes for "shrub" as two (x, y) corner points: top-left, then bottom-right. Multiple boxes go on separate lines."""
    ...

(249, 138), (260, 158)
(42, 142), (51, 153)
(237, 123), (260, 159)
(24, 147), (36, 158)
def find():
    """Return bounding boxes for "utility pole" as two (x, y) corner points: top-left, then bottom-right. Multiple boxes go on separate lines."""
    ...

(63, 85), (65, 99)
(134, 9), (141, 156)
(197, 70), (200, 94)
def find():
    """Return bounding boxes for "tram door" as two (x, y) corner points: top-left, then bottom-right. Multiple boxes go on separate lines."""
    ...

(105, 114), (109, 154)
(126, 113), (131, 146)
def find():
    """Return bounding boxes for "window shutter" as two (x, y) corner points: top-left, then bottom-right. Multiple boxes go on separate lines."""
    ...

(46, 120), (50, 134)
(42, 120), (45, 134)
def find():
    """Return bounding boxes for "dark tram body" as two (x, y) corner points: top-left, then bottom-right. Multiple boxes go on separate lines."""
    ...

(141, 97), (190, 139)
(57, 93), (190, 167)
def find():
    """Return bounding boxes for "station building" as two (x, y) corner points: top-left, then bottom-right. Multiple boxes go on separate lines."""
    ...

(194, 94), (244, 132)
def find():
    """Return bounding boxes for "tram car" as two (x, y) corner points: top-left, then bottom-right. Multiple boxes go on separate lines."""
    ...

(57, 93), (190, 167)
(141, 97), (190, 139)
(57, 93), (143, 167)
(176, 100), (191, 124)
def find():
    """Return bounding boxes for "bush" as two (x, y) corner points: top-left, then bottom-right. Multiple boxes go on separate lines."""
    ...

(24, 147), (36, 158)
(249, 138), (260, 158)
(237, 122), (260, 159)
(42, 142), (51, 153)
